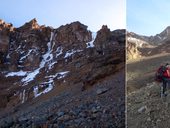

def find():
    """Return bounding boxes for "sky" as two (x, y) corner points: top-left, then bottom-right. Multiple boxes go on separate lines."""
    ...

(127, 0), (170, 36)
(0, 0), (126, 32)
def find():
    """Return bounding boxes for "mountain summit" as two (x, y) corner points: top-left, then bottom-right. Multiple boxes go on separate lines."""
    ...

(18, 18), (40, 30)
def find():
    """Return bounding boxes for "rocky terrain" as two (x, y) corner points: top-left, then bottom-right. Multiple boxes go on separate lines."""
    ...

(0, 18), (125, 127)
(127, 27), (170, 128)
(127, 81), (170, 128)
(127, 54), (170, 128)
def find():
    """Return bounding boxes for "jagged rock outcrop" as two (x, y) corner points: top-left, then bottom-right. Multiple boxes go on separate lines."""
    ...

(8, 21), (52, 71)
(0, 20), (13, 65)
(17, 18), (40, 31)
(56, 21), (91, 44)
(0, 19), (125, 127)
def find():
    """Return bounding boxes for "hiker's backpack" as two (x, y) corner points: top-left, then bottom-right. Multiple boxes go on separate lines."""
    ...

(155, 66), (167, 82)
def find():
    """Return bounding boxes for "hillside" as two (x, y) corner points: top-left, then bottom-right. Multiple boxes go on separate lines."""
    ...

(127, 26), (170, 127)
(0, 19), (125, 127)
(127, 53), (170, 128)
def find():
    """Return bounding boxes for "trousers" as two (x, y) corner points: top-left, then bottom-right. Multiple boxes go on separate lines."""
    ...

(162, 78), (170, 95)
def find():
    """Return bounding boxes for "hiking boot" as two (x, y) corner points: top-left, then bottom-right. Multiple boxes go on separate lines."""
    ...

(161, 93), (167, 98)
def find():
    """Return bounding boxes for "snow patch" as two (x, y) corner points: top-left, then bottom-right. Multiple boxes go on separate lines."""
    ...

(56, 47), (63, 57)
(86, 32), (97, 48)
(33, 86), (39, 98)
(21, 31), (55, 85)
(48, 46), (63, 69)
(64, 49), (83, 58)
(5, 70), (27, 77)
(15, 45), (21, 52)
(20, 49), (33, 61)
(21, 69), (39, 84)
(33, 71), (69, 98)
(127, 37), (148, 47)
(46, 71), (69, 79)
(33, 84), (53, 98)
(157, 36), (162, 40)
(21, 89), (26, 103)
(6, 54), (10, 59)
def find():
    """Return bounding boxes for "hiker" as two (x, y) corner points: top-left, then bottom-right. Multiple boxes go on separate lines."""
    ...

(157, 63), (170, 97)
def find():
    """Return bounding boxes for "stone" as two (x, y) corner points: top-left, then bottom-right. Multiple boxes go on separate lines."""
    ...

(147, 117), (151, 122)
(79, 112), (87, 118)
(91, 107), (98, 113)
(138, 106), (147, 113)
(58, 115), (70, 121)
(18, 117), (28, 124)
(57, 111), (65, 117)
(96, 88), (109, 95)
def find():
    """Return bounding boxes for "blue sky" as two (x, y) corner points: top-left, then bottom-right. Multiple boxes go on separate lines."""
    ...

(0, 0), (126, 32)
(127, 0), (170, 36)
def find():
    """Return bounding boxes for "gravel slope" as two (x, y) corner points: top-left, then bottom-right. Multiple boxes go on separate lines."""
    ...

(0, 70), (125, 128)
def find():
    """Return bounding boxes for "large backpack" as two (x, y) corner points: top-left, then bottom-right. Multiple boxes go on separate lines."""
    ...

(155, 65), (167, 82)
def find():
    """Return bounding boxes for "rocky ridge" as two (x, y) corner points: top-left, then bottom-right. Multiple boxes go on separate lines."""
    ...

(0, 18), (125, 127)
(127, 26), (170, 45)
(127, 27), (170, 60)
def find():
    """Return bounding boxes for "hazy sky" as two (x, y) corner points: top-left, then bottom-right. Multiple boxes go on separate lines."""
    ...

(0, 0), (126, 32)
(127, 0), (170, 36)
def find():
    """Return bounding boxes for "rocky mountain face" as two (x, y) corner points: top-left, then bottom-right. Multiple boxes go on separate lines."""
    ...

(0, 19), (125, 127)
(126, 32), (149, 60)
(0, 20), (13, 64)
(127, 27), (170, 60)
(128, 26), (170, 45)
(149, 26), (170, 45)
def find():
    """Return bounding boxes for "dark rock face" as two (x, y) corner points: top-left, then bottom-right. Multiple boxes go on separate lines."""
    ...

(95, 25), (112, 44)
(17, 18), (40, 31)
(0, 20), (13, 66)
(95, 26), (125, 55)
(56, 21), (91, 44)
(0, 19), (125, 127)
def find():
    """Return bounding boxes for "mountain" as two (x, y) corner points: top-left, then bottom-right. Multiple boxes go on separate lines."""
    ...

(128, 26), (170, 45)
(127, 32), (151, 60)
(149, 26), (170, 45)
(127, 27), (170, 60)
(0, 19), (125, 127)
